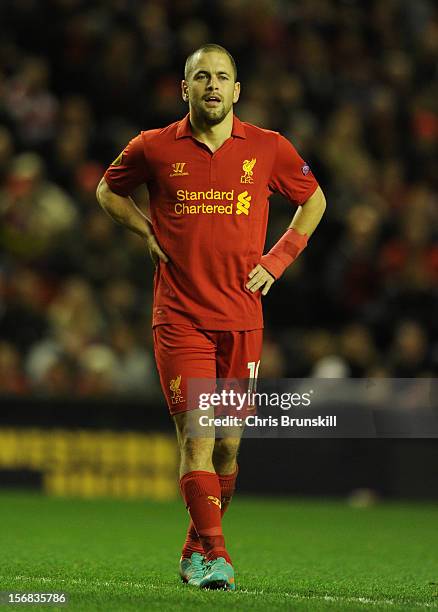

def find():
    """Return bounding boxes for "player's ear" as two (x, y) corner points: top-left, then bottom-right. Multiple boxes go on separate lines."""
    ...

(181, 80), (189, 103)
(233, 81), (240, 104)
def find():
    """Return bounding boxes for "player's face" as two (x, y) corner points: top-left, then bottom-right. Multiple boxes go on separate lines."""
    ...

(182, 51), (240, 126)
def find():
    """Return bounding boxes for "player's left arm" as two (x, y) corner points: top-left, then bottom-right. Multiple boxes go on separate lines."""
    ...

(287, 185), (326, 237)
(246, 186), (326, 295)
(247, 132), (326, 296)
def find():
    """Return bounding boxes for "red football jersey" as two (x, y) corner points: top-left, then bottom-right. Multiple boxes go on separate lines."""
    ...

(104, 114), (318, 330)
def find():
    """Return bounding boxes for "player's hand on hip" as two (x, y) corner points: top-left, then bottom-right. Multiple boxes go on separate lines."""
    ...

(246, 264), (275, 295)
(147, 235), (169, 266)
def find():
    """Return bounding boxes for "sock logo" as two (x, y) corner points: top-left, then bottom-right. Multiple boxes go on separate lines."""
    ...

(207, 495), (222, 509)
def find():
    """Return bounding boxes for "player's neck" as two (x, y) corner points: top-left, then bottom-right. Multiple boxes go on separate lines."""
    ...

(189, 109), (234, 153)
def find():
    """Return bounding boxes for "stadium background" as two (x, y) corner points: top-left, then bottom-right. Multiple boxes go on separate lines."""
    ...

(0, 0), (437, 504)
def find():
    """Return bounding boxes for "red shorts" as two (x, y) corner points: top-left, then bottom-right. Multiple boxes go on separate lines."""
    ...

(153, 324), (263, 415)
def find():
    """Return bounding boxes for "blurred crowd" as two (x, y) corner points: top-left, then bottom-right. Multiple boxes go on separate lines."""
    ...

(0, 0), (437, 399)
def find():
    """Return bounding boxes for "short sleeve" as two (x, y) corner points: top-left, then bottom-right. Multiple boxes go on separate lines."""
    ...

(104, 134), (148, 196)
(269, 134), (318, 206)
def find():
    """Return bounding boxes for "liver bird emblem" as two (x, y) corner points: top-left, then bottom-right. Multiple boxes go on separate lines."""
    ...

(241, 158), (256, 183)
(169, 375), (184, 403)
(170, 375), (181, 392)
(243, 158), (256, 176)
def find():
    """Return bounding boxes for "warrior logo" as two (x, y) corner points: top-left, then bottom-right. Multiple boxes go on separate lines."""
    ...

(170, 162), (189, 177)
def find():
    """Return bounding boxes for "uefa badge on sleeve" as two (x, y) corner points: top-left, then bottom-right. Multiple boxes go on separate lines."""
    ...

(301, 164), (310, 175)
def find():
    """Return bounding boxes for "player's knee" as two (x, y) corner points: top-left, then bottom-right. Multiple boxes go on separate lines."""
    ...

(180, 436), (214, 463)
(213, 438), (240, 463)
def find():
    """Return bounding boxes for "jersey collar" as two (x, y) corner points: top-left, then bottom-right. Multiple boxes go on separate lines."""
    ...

(175, 114), (246, 140)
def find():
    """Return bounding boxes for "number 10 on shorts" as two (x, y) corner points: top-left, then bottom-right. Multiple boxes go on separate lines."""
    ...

(247, 360), (260, 394)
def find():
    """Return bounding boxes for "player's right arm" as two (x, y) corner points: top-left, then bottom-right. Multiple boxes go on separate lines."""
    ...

(96, 135), (168, 265)
(96, 178), (168, 264)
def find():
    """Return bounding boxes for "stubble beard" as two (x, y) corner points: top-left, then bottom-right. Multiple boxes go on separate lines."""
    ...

(195, 101), (231, 126)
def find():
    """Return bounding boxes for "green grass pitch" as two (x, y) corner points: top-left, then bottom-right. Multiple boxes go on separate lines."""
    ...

(0, 492), (437, 610)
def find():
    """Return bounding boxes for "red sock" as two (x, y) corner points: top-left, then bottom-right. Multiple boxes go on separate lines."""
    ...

(181, 466), (238, 559)
(218, 465), (238, 517)
(180, 470), (231, 564)
(181, 522), (203, 559)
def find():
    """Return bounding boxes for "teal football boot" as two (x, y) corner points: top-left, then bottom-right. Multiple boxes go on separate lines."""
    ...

(179, 552), (206, 587)
(199, 557), (235, 590)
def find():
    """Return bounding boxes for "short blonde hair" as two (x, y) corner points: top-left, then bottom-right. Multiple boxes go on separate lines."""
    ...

(184, 44), (237, 81)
